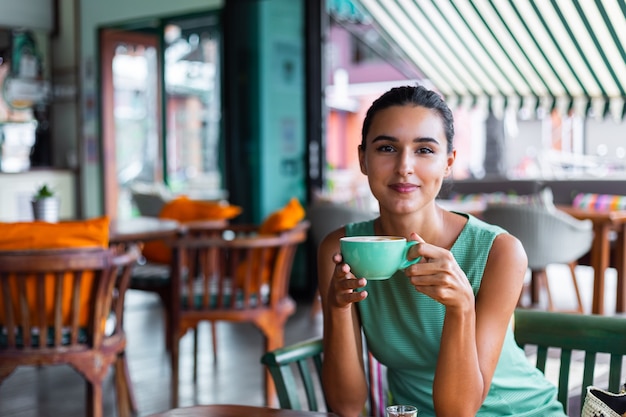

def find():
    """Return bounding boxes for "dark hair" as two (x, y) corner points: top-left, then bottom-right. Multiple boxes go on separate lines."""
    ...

(361, 85), (454, 153)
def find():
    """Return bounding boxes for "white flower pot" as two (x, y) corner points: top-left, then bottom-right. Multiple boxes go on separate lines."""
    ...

(31, 197), (60, 222)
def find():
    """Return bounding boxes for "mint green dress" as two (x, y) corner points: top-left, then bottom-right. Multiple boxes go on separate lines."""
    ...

(347, 215), (566, 417)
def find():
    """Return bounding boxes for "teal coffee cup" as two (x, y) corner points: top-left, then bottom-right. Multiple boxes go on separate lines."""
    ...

(340, 236), (421, 280)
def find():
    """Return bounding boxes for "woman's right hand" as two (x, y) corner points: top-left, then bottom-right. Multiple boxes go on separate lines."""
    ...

(327, 252), (368, 310)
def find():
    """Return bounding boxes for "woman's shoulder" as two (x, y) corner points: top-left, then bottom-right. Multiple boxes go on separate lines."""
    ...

(344, 218), (376, 237)
(464, 212), (507, 236)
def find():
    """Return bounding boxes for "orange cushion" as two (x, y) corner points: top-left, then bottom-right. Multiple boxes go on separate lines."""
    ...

(236, 198), (305, 292)
(0, 216), (109, 250)
(259, 197), (306, 234)
(159, 196), (242, 222)
(0, 217), (110, 328)
(142, 197), (242, 264)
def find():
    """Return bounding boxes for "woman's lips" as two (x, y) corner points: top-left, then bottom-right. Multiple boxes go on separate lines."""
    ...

(389, 183), (419, 193)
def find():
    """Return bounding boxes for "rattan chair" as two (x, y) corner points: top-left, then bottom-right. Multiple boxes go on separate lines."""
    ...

(481, 203), (593, 312)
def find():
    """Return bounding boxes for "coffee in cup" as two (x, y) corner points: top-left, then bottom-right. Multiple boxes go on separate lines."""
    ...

(340, 236), (421, 280)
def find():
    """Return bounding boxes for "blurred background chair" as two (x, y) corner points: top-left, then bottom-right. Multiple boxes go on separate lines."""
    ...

(0, 245), (140, 417)
(306, 200), (375, 247)
(513, 308), (626, 415)
(167, 220), (310, 407)
(481, 203), (593, 312)
(127, 219), (228, 353)
(129, 181), (173, 217)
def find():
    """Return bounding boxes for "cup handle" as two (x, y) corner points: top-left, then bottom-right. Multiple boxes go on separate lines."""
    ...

(399, 241), (421, 269)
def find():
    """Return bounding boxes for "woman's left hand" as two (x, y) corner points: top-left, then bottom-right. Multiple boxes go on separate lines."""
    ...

(403, 232), (474, 311)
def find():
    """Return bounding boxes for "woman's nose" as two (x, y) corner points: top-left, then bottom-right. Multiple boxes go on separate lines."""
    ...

(396, 149), (414, 176)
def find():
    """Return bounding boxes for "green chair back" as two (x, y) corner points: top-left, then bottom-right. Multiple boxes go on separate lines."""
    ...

(513, 309), (626, 415)
(260, 337), (326, 411)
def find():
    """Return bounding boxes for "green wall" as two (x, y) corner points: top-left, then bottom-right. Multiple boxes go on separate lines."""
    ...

(224, 0), (306, 224)
(257, 0), (306, 221)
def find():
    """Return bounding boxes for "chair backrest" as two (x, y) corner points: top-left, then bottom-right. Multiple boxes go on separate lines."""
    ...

(513, 308), (626, 415)
(481, 203), (593, 269)
(129, 182), (172, 217)
(170, 220), (310, 318)
(260, 337), (326, 411)
(0, 246), (139, 350)
(261, 336), (388, 416)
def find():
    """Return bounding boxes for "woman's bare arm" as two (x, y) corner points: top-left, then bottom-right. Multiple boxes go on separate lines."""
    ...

(319, 227), (369, 417)
(405, 232), (527, 417)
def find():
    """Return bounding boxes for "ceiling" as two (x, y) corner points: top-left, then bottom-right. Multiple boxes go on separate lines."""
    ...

(332, 0), (626, 120)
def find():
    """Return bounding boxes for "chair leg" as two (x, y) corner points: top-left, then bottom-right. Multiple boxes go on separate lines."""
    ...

(535, 269), (555, 311)
(263, 332), (284, 408)
(193, 328), (198, 383)
(86, 380), (103, 417)
(158, 291), (171, 352)
(211, 321), (218, 363)
(568, 261), (584, 313)
(171, 336), (180, 408)
(530, 270), (543, 306)
(115, 352), (138, 417)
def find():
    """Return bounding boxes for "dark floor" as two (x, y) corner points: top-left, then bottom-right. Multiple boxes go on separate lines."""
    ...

(0, 290), (323, 417)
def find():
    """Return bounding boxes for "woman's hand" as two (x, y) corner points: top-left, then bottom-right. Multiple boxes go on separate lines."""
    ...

(326, 253), (368, 310)
(403, 232), (474, 312)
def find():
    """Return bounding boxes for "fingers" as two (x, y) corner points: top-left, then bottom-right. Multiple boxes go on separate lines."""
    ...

(330, 252), (368, 308)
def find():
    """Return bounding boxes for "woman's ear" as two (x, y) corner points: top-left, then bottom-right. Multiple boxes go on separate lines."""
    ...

(444, 149), (456, 177)
(358, 145), (367, 175)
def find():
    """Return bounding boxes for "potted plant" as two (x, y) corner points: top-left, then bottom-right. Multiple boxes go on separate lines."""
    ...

(31, 184), (60, 222)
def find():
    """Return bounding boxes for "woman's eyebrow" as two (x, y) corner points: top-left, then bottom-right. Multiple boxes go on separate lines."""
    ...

(371, 135), (440, 144)
(371, 135), (396, 143)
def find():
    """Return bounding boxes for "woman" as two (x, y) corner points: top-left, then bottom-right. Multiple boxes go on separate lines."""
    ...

(318, 85), (566, 417)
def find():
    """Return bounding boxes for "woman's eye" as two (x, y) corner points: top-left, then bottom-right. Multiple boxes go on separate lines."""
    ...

(416, 147), (434, 154)
(376, 144), (395, 153)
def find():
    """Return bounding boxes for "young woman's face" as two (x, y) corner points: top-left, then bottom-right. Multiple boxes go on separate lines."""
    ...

(359, 104), (455, 215)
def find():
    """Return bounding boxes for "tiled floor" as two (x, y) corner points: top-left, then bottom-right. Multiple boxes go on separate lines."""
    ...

(0, 265), (622, 417)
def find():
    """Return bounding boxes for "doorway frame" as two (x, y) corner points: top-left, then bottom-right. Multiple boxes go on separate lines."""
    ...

(99, 28), (163, 218)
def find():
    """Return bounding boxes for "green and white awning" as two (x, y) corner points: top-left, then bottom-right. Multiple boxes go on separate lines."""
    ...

(335, 0), (626, 120)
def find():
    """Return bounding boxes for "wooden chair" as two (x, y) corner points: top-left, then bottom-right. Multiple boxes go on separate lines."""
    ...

(168, 220), (310, 407)
(260, 337), (327, 411)
(0, 245), (140, 417)
(513, 308), (626, 415)
(261, 336), (385, 415)
(128, 219), (227, 352)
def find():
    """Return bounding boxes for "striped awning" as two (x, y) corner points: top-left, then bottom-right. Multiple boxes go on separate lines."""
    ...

(339, 0), (626, 120)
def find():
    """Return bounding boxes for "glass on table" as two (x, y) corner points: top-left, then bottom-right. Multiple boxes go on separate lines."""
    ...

(386, 405), (418, 417)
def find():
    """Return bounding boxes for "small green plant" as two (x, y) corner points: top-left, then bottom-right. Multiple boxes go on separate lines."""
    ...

(33, 184), (55, 200)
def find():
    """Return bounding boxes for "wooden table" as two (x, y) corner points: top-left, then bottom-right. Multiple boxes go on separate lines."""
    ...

(146, 404), (336, 417)
(109, 216), (181, 245)
(557, 205), (626, 315)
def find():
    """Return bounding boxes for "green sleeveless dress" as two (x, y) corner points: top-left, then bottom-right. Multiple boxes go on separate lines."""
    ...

(348, 215), (566, 417)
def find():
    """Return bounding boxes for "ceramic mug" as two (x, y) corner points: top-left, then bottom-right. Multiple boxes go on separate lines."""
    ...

(340, 236), (421, 280)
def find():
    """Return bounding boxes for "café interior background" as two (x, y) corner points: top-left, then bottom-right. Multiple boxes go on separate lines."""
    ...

(1, 0), (626, 223)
